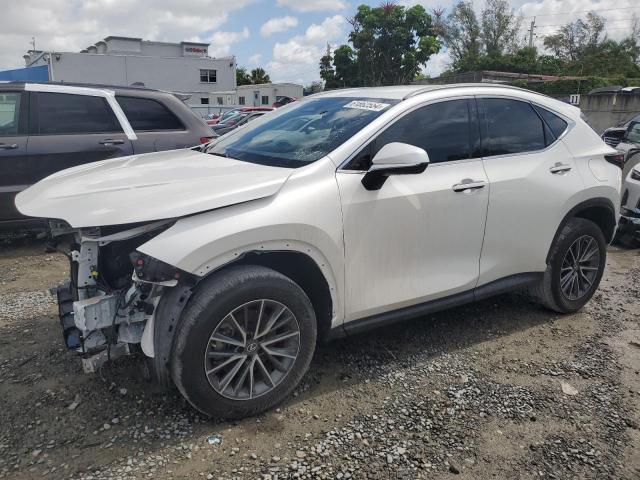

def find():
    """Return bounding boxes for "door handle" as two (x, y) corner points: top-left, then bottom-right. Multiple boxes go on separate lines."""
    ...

(0, 143), (18, 150)
(452, 179), (486, 192)
(99, 139), (125, 146)
(549, 162), (572, 174)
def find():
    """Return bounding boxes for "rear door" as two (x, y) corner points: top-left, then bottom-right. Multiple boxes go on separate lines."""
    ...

(27, 91), (133, 183)
(115, 96), (195, 153)
(0, 90), (30, 222)
(477, 97), (583, 285)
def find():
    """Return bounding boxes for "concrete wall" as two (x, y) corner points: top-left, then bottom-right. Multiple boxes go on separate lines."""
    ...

(47, 52), (236, 96)
(579, 93), (640, 134)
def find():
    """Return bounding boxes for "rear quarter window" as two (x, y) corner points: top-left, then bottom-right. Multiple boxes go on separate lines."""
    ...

(116, 96), (184, 131)
(533, 105), (568, 140)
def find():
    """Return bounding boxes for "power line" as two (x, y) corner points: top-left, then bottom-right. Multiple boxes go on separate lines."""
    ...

(522, 5), (640, 19)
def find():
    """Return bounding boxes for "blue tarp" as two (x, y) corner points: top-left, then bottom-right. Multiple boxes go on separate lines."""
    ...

(0, 65), (49, 82)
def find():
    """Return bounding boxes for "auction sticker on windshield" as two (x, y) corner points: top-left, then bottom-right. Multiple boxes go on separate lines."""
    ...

(343, 100), (390, 112)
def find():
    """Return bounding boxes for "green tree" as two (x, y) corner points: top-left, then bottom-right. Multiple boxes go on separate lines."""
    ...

(481, 0), (522, 58)
(318, 2), (440, 86)
(441, 1), (481, 71)
(236, 67), (251, 86)
(319, 46), (340, 89)
(250, 68), (271, 84)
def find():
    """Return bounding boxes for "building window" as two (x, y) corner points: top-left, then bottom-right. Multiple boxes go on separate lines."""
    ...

(238, 96), (245, 105)
(217, 97), (224, 105)
(200, 69), (217, 83)
(200, 98), (209, 105)
(261, 95), (269, 105)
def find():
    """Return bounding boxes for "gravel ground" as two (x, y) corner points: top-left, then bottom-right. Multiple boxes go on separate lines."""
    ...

(0, 239), (638, 480)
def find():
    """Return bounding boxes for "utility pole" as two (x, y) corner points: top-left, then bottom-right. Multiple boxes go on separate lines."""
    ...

(527, 18), (536, 48)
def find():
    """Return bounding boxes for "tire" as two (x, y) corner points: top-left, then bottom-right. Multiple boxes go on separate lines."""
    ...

(530, 217), (606, 313)
(171, 265), (317, 419)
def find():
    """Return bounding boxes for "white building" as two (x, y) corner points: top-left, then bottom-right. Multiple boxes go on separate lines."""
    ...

(22, 36), (304, 116)
(23, 36), (237, 105)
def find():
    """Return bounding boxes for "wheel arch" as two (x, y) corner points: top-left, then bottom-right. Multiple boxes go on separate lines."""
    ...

(547, 197), (617, 263)
(210, 250), (335, 342)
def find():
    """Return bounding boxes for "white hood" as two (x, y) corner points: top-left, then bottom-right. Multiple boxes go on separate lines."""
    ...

(16, 149), (293, 227)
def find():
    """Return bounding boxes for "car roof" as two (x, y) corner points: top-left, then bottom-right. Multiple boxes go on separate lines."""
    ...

(6, 81), (184, 99)
(312, 83), (545, 100)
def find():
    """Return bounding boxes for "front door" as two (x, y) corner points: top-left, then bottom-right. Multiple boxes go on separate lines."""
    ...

(253, 91), (260, 107)
(0, 90), (30, 223)
(337, 98), (489, 321)
(27, 91), (133, 183)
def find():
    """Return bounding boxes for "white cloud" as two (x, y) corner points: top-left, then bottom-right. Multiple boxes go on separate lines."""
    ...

(260, 16), (298, 37)
(276, 0), (347, 13)
(266, 15), (346, 83)
(248, 53), (262, 65)
(208, 27), (250, 57)
(0, 0), (254, 69)
(424, 49), (451, 77)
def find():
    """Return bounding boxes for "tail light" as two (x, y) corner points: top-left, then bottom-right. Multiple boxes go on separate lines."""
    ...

(200, 136), (214, 144)
(604, 152), (625, 169)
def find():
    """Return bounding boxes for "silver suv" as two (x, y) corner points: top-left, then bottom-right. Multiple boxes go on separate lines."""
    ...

(17, 85), (620, 419)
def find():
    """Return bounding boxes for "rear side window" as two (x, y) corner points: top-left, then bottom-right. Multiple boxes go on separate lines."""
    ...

(0, 92), (22, 136)
(374, 99), (475, 165)
(116, 97), (184, 131)
(533, 105), (568, 139)
(34, 92), (122, 135)
(480, 98), (546, 156)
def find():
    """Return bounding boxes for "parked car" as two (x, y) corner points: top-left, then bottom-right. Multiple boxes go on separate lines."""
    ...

(273, 95), (297, 108)
(616, 151), (640, 246)
(16, 84), (620, 419)
(210, 109), (271, 136)
(0, 82), (213, 229)
(207, 107), (273, 126)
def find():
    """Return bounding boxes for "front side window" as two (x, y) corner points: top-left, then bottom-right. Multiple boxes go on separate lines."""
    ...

(200, 69), (217, 83)
(35, 93), (122, 135)
(116, 96), (184, 131)
(0, 92), (22, 136)
(480, 98), (546, 156)
(206, 96), (398, 168)
(347, 99), (475, 170)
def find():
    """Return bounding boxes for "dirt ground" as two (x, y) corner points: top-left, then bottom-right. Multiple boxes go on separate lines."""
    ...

(0, 238), (638, 480)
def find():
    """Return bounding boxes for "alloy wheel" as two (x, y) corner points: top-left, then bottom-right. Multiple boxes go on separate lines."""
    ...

(559, 235), (600, 301)
(204, 299), (300, 400)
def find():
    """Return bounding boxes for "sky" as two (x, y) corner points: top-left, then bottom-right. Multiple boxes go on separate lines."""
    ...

(0, 0), (639, 85)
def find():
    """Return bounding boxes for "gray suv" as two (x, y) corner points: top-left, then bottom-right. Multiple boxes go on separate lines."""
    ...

(0, 82), (213, 228)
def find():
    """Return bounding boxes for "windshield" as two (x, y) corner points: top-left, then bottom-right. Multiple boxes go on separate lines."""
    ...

(205, 96), (398, 168)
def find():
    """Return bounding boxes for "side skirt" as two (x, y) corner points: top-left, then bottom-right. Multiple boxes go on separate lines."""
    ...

(338, 272), (542, 337)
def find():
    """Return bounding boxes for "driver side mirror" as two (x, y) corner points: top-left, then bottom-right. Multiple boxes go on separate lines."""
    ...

(362, 142), (430, 190)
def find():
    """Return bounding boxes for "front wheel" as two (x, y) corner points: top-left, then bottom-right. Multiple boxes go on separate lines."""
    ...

(171, 265), (317, 419)
(530, 217), (606, 313)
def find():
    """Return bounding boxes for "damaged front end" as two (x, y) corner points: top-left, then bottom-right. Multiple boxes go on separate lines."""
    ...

(51, 219), (192, 374)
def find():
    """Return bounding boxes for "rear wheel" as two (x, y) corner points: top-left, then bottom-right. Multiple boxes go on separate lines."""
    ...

(530, 217), (606, 313)
(171, 265), (317, 419)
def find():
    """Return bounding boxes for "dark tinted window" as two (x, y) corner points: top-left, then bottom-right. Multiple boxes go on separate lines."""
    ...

(0, 92), (22, 136)
(116, 97), (184, 131)
(480, 98), (546, 156)
(373, 99), (474, 165)
(35, 93), (122, 135)
(533, 105), (568, 140)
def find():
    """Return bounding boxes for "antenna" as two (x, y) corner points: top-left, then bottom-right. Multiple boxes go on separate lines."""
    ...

(31, 36), (36, 51)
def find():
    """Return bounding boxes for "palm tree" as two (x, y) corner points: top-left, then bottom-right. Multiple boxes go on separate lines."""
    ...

(250, 68), (271, 84)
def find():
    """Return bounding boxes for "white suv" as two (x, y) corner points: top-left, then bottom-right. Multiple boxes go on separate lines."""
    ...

(16, 85), (621, 418)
